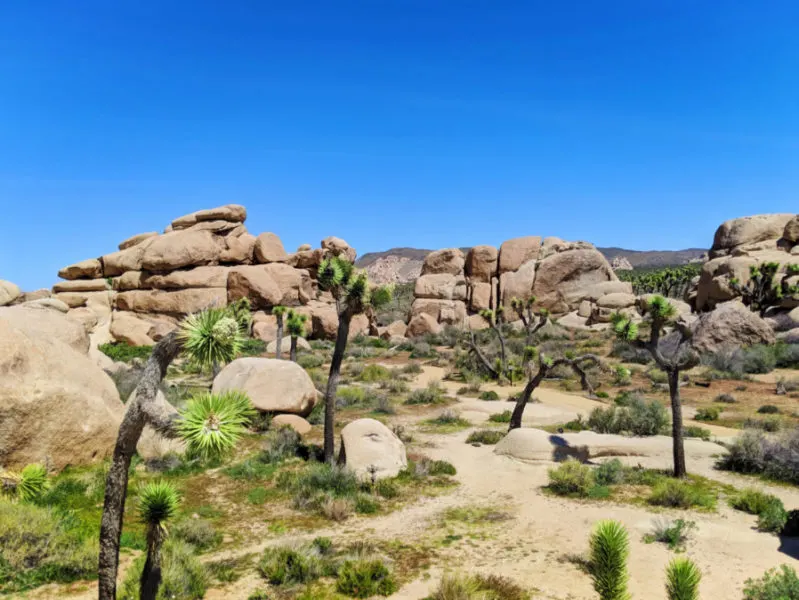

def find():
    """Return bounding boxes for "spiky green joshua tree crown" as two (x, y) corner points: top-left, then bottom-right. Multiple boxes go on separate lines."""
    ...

(178, 307), (245, 372)
(177, 390), (256, 461)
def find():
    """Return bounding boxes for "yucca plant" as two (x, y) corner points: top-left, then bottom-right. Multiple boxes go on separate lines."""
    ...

(226, 297), (253, 334)
(178, 391), (255, 461)
(286, 309), (308, 362)
(665, 557), (701, 600)
(610, 295), (700, 478)
(18, 463), (49, 502)
(317, 255), (392, 462)
(99, 306), (251, 600)
(137, 481), (181, 600)
(590, 520), (631, 600)
(272, 305), (288, 359)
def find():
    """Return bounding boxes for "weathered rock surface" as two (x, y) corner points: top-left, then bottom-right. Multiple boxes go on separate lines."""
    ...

(171, 204), (246, 230)
(119, 231), (158, 251)
(338, 418), (407, 481)
(0, 317), (124, 470)
(58, 259), (103, 280)
(414, 273), (468, 301)
(711, 214), (795, 257)
(271, 414), (312, 436)
(212, 358), (317, 416)
(380, 320), (407, 340)
(498, 237), (542, 274)
(0, 280), (21, 307)
(0, 304), (89, 354)
(691, 301), (776, 354)
(531, 248), (617, 313)
(254, 232), (288, 264)
(116, 288), (227, 315)
(227, 267), (282, 309)
(465, 245), (498, 282)
(52, 279), (110, 293)
(421, 248), (465, 276)
(140, 230), (223, 271)
(266, 336), (311, 353)
(784, 216), (799, 244)
(321, 236), (357, 262)
(406, 312), (442, 337)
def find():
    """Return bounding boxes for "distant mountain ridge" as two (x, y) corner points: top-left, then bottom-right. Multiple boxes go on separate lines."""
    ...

(356, 245), (707, 284)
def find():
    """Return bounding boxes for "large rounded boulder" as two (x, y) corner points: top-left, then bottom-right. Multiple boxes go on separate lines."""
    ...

(691, 301), (776, 354)
(0, 317), (124, 470)
(0, 304), (89, 354)
(338, 418), (407, 481)
(212, 357), (317, 416)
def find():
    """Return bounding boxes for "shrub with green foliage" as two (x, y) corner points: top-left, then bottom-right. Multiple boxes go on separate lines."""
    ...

(695, 407), (721, 422)
(758, 405), (781, 415)
(404, 382), (446, 405)
(298, 353), (325, 369)
(589, 520), (631, 600)
(643, 518), (696, 552)
(479, 390), (500, 401)
(119, 539), (208, 600)
(648, 479), (715, 510)
(466, 430), (506, 445)
(428, 572), (530, 600)
(683, 426), (712, 441)
(595, 459), (625, 486)
(588, 398), (668, 436)
(258, 544), (323, 585)
(714, 393), (737, 404)
(488, 410), (512, 423)
(336, 559), (397, 598)
(171, 518), (222, 552)
(98, 342), (153, 363)
(743, 565), (799, 600)
(548, 459), (596, 498)
(357, 364), (392, 382)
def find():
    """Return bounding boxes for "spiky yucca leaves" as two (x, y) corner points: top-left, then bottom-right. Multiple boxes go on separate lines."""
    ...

(179, 308), (244, 372)
(178, 391), (255, 461)
(590, 520), (631, 600)
(19, 463), (49, 502)
(286, 310), (308, 338)
(610, 311), (639, 342)
(647, 294), (677, 322)
(138, 481), (181, 529)
(665, 557), (701, 600)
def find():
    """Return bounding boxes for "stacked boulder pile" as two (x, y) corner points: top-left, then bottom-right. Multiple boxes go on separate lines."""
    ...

(52, 204), (370, 346)
(408, 236), (632, 334)
(694, 213), (799, 342)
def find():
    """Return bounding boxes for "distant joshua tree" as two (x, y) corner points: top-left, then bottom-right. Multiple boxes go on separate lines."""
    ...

(730, 262), (799, 317)
(317, 256), (392, 463)
(286, 309), (308, 362)
(272, 305), (288, 359)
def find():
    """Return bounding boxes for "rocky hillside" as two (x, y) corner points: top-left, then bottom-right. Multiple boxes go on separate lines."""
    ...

(358, 246), (707, 284)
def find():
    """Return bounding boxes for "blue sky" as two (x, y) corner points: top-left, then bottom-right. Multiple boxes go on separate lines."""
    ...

(1, 1), (797, 290)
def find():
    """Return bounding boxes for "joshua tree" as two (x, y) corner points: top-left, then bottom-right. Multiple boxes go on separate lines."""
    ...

(666, 557), (702, 600)
(468, 308), (507, 381)
(730, 262), (799, 317)
(137, 481), (180, 600)
(317, 256), (392, 463)
(98, 307), (252, 600)
(610, 296), (699, 478)
(272, 305), (288, 359)
(510, 296), (549, 345)
(590, 520), (631, 600)
(227, 297), (253, 335)
(286, 310), (308, 362)
(508, 347), (601, 430)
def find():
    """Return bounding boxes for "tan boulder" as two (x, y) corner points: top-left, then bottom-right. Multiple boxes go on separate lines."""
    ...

(115, 288), (227, 315)
(272, 414), (312, 436)
(784, 216), (799, 244)
(52, 278), (110, 293)
(695, 251), (790, 311)
(531, 248), (616, 313)
(711, 214), (795, 256)
(338, 418), (407, 481)
(596, 292), (637, 309)
(297, 244), (312, 252)
(467, 313), (491, 330)
(25, 298), (69, 313)
(0, 280), (21, 307)
(181, 220), (244, 235)
(113, 271), (144, 291)
(0, 304), (89, 354)
(67, 307), (99, 332)
(102, 239), (155, 277)
(140, 230), (223, 271)
(0, 318), (124, 470)
(220, 232), (256, 264)
(212, 357), (317, 416)
(406, 313), (442, 337)
(290, 248), (326, 269)
(304, 301), (339, 339)
(349, 314), (371, 340)
(469, 282), (493, 312)
(11, 289), (51, 305)
(465, 245), (498, 282)
(171, 204), (247, 229)
(267, 336), (311, 353)
(380, 320), (407, 340)
(414, 273), (468, 301)
(692, 301), (776, 354)
(252, 313), (279, 342)
(321, 236), (357, 262)
(410, 298), (467, 325)
(110, 311), (158, 346)
(54, 290), (112, 311)
(58, 259), (103, 280)
(142, 266), (230, 290)
(500, 259), (537, 309)
(582, 280), (634, 301)
(498, 236), (542, 274)
(263, 264), (316, 305)
(119, 231), (158, 251)
(254, 232), (288, 263)
(577, 300), (592, 318)
(421, 248), (465, 276)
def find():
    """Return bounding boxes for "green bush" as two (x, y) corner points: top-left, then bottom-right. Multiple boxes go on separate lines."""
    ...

(298, 353), (325, 369)
(648, 479), (715, 510)
(479, 390), (500, 401)
(427, 573), (530, 600)
(404, 382), (446, 405)
(336, 559), (397, 598)
(714, 393), (737, 403)
(357, 364), (392, 382)
(98, 342), (152, 363)
(466, 430), (505, 445)
(258, 545), (323, 585)
(694, 407), (720, 422)
(742, 345), (778, 374)
(744, 565), (799, 599)
(643, 518), (695, 551)
(758, 502), (789, 534)
(260, 425), (302, 464)
(171, 518), (222, 552)
(588, 398), (668, 436)
(730, 488), (783, 516)
(119, 539), (208, 600)
(683, 426), (711, 441)
(239, 338), (267, 357)
(548, 459), (595, 497)
(354, 494), (379, 514)
(488, 410), (512, 423)
(595, 459), (625, 486)
(428, 460), (457, 476)
(758, 405), (781, 415)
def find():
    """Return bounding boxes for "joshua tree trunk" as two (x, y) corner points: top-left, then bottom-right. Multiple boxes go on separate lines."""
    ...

(508, 365), (548, 430)
(139, 526), (166, 600)
(275, 314), (284, 360)
(323, 310), (352, 463)
(668, 368), (687, 479)
(290, 336), (298, 362)
(98, 334), (183, 600)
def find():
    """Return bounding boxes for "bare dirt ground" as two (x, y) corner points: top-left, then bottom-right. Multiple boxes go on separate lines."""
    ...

(25, 366), (799, 600)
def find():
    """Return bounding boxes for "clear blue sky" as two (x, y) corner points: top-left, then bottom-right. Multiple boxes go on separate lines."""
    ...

(1, 1), (797, 290)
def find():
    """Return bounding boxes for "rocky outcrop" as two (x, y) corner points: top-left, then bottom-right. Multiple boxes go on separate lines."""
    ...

(51, 204), (363, 344)
(0, 304), (90, 354)
(212, 357), (317, 416)
(691, 301), (776, 354)
(338, 418), (407, 481)
(408, 237), (618, 334)
(710, 214), (795, 258)
(0, 280), (20, 307)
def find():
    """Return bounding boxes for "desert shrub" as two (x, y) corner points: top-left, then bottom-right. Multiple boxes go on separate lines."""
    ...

(119, 539), (208, 600)
(701, 346), (745, 378)
(336, 559), (397, 598)
(98, 342), (153, 363)
(743, 565), (799, 599)
(730, 488), (780, 515)
(354, 494), (379, 515)
(261, 426), (302, 463)
(405, 382), (446, 405)
(695, 407), (720, 422)
(247, 591), (271, 600)
(402, 362), (423, 375)
(548, 459), (595, 498)
(775, 344), (799, 369)
(427, 460), (457, 476)
(307, 401), (324, 425)
(479, 390), (500, 401)
(610, 340), (652, 364)
(742, 345), (778, 374)
(0, 499), (97, 592)
(779, 378), (799, 393)
(758, 405), (781, 415)
(614, 390), (641, 407)
(466, 430), (505, 445)
(589, 520), (630, 600)
(408, 341), (436, 359)
(357, 364), (392, 382)
(588, 398), (667, 436)
(643, 518), (695, 551)
(595, 459), (625, 486)
(648, 479), (715, 510)
(588, 406), (619, 433)
(428, 573), (530, 600)
(488, 410), (512, 423)
(714, 393), (737, 404)
(372, 395), (396, 415)
(239, 338), (267, 357)
(320, 497), (354, 522)
(562, 415), (590, 432)
(298, 353), (325, 370)
(757, 502), (790, 534)
(429, 409), (470, 427)
(744, 417), (783, 433)
(374, 479), (399, 499)
(646, 367), (668, 385)
(612, 364), (632, 386)
(683, 426), (711, 441)
(278, 464), (361, 518)
(258, 544), (324, 585)
(171, 518), (222, 552)
(380, 378), (409, 394)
